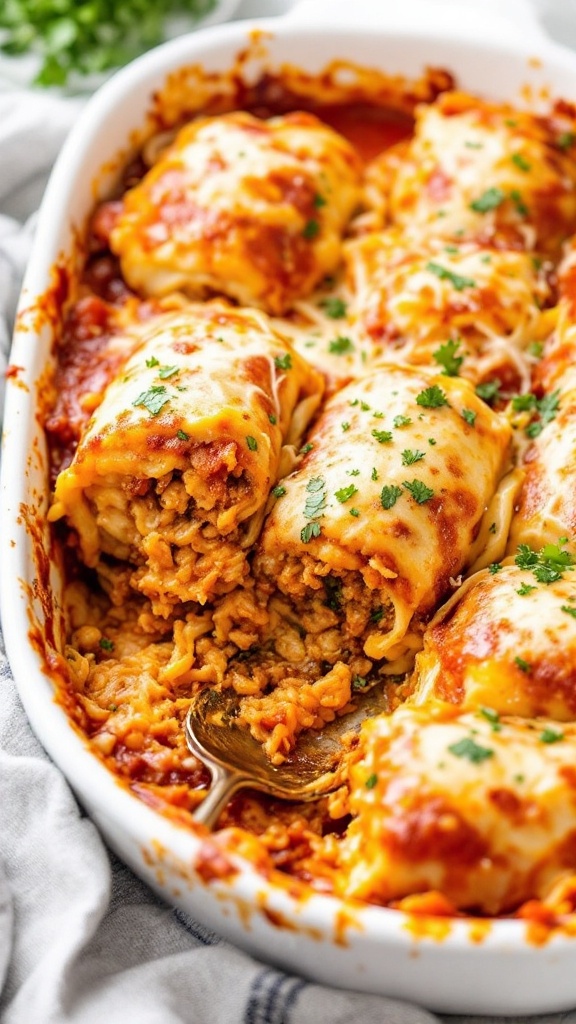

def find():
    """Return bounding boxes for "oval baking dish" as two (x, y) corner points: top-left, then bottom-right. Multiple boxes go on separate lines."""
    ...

(4, 0), (576, 1013)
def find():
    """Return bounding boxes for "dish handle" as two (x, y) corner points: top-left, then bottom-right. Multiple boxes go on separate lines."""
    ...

(284, 0), (549, 46)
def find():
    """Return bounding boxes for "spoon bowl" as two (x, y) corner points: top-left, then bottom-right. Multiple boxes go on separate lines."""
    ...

(185, 683), (389, 828)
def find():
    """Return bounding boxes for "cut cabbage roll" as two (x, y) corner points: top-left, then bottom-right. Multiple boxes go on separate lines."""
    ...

(254, 364), (511, 662)
(49, 303), (324, 614)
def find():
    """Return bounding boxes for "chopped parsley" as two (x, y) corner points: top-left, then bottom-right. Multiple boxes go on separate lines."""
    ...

(401, 449), (425, 466)
(416, 385), (449, 409)
(313, 193), (327, 208)
(372, 429), (393, 444)
(393, 415), (412, 428)
(511, 392), (537, 412)
(302, 218), (320, 239)
(371, 467), (378, 481)
(380, 484), (403, 510)
(320, 297), (347, 318)
(515, 540), (575, 585)
(514, 656), (531, 673)
(403, 479), (434, 504)
(99, 638), (114, 652)
(426, 261), (476, 291)
(269, 413), (277, 425)
(329, 335), (354, 355)
(347, 469), (360, 476)
(558, 131), (576, 150)
(561, 604), (576, 619)
(428, 437), (437, 446)
(145, 356), (159, 368)
(540, 727), (564, 744)
(461, 408), (477, 426)
(525, 391), (560, 438)
(510, 189), (529, 217)
(299, 442), (313, 455)
(335, 484), (358, 503)
(448, 737), (494, 764)
(527, 341), (544, 359)
(511, 152), (531, 172)
(157, 364), (179, 379)
(272, 484), (286, 498)
(246, 436), (258, 451)
(349, 507), (360, 517)
(475, 379), (501, 404)
(365, 773), (378, 789)
(274, 353), (292, 371)
(176, 429), (190, 441)
(488, 562), (502, 574)
(479, 706), (501, 730)
(517, 581), (536, 596)
(341, 421), (351, 432)
(470, 187), (505, 213)
(352, 675), (368, 690)
(133, 385), (169, 416)
(370, 607), (384, 623)
(301, 522), (322, 543)
(433, 339), (464, 376)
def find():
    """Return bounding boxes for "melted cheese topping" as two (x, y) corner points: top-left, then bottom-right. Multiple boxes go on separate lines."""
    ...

(368, 91), (576, 255)
(110, 111), (362, 315)
(414, 566), (576, 719)
(49, 303), (323, 608)
(339, 704), (576, 914)
(255, 364), (511, 659)
(345, 229), (550, 387)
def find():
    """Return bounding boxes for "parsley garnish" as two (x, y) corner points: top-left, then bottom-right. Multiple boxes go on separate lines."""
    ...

(448, 737), (494, 764)
(365, 773), (378, 789)
(299, 442), (313, 455)
(335, 484), (358, 503)
(461, 408), (477, 426)
(428, 438), (437, 446)
(380, 485), (403, 510)
(515, 656), (531, 673)
(403, 479), (434, 504)
(99, 638), (114, 652)
(274, 353), (292, 371)
(320, 297), (347, 318)
(341, 421), (351, 432)
(525, 391), (560, 438)
(371, 467), (378, 481)
(558, 131), (576, 150)
(540, 727), (564, 744)
(433, 339), (464, 376)
(488, 562), (502, 574)
(370, 607), (383, 623)
(401, 449), (425, 466)
(561, 604), (576, 618)
(510, 190), (529, 217)
(133, 385), (169, 416)
(511, 153), (531, 172)
(515, 540), (575, 584)
(479, 706), (501, 730)
(246, 436), (258, 451)
(475, 379), (501, 404)
(393, 415), (412, 428)
(269, 414), (277, 425)
(349, 508), (360, 517)
(272, 485), (286, 498)
(517, 582), (536, 596)
(352, 675), (368, 690)
(329, 335), (354, 355)
(511, 392), (537, 412)
(372, 429), (393, 444)
(527, 341), (544, 359)
(302, 219), (320, 239)
(426, 262), (476, 291)
(157, 364), (179, 379)
(301, 522), (321, 543)
(470, 187), (505, 213)
(145, 356), (159, 368)
(176, 429), (189, 441)
(416, 385), (449, 409)
(313, 193), (327, 208)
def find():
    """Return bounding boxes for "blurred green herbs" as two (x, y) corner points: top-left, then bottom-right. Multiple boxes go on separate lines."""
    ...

(0, 0), (216, 86)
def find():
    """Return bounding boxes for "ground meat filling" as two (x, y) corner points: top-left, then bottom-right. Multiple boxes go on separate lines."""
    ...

(85, 441), (256, 614)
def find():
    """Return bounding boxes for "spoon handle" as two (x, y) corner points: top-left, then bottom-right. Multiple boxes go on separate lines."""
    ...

(193, 763), (250, 829)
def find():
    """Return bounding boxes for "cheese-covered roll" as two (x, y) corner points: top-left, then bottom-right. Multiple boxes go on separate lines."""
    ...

(338, 704), (576, 914)
(413, 564), (576, 719)
(345, 229), (550, 387)
(108, 111), (362, 315)
(369, 91), (576, 255)
(49, 303), (324, 614)
(255, 365), (511, 661)
(507, 384), (576, 556)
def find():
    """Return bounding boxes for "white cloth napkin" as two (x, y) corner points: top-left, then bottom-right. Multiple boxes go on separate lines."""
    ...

(0, 87), (449, 1024)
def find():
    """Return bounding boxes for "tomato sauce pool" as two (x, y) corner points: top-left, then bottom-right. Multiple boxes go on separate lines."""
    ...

(314, 103), (414, 161)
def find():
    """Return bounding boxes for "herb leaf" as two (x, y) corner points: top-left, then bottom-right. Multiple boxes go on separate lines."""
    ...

(448, 737), (494, 764)
(335, 484), (358, 503)
(401, 449), (425, 466)
(416, 385), (449, 409)
(433, 339), (464, 376)
(470, 187), (505, 213)
(329, 335), (354, 355)
(402, 479), (434, 504)
(426, 261), (476, 291)
(320, 297), (347, 318)
(380, 485), (403, 510)
(133, 385), (169, 416)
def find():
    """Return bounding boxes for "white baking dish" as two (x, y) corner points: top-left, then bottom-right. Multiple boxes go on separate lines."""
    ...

(3, 0), (576, 1013)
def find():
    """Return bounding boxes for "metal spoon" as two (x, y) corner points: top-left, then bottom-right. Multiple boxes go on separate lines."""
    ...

(185, 683), (388, 829)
